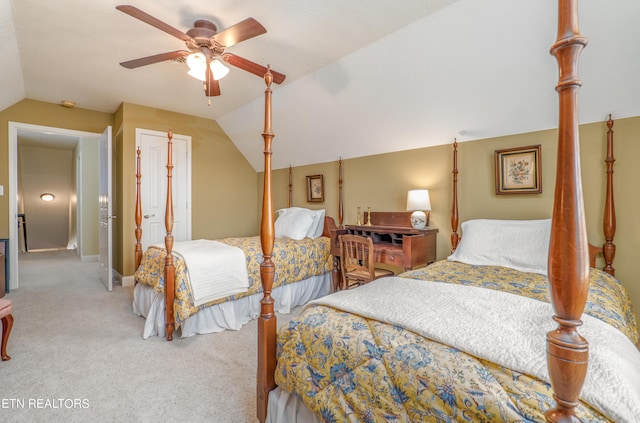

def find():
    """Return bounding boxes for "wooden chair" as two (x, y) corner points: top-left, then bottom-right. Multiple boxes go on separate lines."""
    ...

(339, 234), (394, 289)
(0, 298), (13, 361)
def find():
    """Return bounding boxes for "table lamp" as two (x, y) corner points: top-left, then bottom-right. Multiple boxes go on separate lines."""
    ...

(406, 189), (431, 229)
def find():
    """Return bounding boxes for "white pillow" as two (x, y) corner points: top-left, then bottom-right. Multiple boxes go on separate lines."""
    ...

(274, 208), (315, 240)
(447, 219), (551, 275)
(307, 209), (326, 239)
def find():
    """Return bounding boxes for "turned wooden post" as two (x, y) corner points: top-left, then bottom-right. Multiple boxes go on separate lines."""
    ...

(288, 165), (293, 208)
(164, 130), (175, 341)
(450, 139), (460, 252)
(603, 115), (616, 275)
(257, 68), (276, 423)
(338, 158), (344, 228)
(135, 146), (143, 271)
(546, 1), (589, 421)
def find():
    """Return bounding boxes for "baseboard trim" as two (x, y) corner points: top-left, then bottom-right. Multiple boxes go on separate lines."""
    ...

(122, 275), (135, 287)
(81, 255), (98, 263)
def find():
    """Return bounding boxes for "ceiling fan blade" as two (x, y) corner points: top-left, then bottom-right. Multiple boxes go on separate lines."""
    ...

(120, 50), (190, 69)
(116, 5), (193, 42)
(222, 53), (286, 84)
(204, 65), (221, 97)
(213, 18), (266, 48)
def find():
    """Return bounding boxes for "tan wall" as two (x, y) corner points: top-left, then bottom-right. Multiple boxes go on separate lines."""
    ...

(0, 99), (114, 239)
(18, 144), (73, 250)
(1, 99), (257, 280)
(117, 103), (258, 277)
(271, 116), (640, 319)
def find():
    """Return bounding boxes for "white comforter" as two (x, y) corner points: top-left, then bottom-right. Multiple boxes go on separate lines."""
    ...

(170, 239), (249, 307)
(307, 277), (640, 423)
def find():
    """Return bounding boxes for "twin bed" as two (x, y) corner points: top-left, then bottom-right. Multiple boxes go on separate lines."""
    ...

(130, 2), (640, 421)
(254, 3), (640, 423)
(132, 138), (341, 339)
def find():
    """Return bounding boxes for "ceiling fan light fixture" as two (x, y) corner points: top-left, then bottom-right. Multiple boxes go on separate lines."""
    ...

(187, 68), (206, 81)
(210, 59), (229, 80)
(186, 53), (229, 81)
(186, 52), (207, 81)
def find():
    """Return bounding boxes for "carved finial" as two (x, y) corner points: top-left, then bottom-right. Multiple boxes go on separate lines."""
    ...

(264, 65), (273, 87)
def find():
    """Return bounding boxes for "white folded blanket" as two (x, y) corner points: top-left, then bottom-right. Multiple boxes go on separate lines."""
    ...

(170, 240), (249, 307)
(308, 277), (640, 423)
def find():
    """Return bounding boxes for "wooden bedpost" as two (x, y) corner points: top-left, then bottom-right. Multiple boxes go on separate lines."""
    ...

(164, 130), (175, 341)
(338, 158), (344, 228)
(451, 139), (459, 252)
(135, 146), (143, 271)
(603, 114), (616, 275)
(546, 1), (589, 421)
(257, 67), (276, 423)
(288, 165), (293, 208)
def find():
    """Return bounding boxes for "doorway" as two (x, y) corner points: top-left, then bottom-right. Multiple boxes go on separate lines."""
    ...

(137, 128), (192, 250)
(8, 122), (102, 291)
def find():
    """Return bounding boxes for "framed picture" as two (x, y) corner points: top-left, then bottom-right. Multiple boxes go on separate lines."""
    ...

(495, 145), (542, 195)
(306, 174), (324, 202)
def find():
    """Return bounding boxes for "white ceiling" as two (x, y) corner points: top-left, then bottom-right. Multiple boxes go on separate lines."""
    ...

(2, 0), (640, 171)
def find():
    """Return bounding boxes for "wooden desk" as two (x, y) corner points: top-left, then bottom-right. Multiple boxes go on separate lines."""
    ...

(330, 212), (438, 290)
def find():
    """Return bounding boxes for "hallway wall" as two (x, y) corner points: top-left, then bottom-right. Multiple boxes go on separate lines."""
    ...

(18, 144), (73, 250)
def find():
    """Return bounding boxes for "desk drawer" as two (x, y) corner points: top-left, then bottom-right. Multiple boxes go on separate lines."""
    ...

(377, 249), (408, 267)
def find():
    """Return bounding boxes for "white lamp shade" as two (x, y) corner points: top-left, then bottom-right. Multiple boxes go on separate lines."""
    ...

(186, 53), (230, 81)
(210, 59), (229, 80)
(186, 52), (207, 81)
(406, 189), (431, 212)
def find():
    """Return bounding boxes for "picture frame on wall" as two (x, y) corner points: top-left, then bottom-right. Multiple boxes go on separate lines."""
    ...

(495, 145), (542, 195)
(306, 174), (324, 202)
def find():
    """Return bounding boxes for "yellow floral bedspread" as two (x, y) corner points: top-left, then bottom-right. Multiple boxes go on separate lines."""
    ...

(276, 261), (639, 422)
(134, 236), (332, 326)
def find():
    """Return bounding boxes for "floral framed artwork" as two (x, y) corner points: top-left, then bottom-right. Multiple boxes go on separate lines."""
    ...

(306, 174), (324, 202)
(495, 145), (542, 195)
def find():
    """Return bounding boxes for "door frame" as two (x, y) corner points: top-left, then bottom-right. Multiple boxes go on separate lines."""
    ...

(99, 126), (113, 291)
(8, 122), (101, 290)
(136, 128), (192, 250)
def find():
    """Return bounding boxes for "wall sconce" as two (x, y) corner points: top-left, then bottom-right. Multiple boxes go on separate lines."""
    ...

(40, 193), (55, 202)
(406, 189), (431, 229)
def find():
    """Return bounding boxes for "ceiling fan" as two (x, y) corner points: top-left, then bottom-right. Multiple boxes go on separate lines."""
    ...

(116, 5), (286, 97)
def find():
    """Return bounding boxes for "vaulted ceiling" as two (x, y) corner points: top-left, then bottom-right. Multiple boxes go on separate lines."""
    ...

(2, 0), (639, 171)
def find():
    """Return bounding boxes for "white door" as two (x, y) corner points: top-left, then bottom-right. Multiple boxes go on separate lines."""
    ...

(137, 128), (191, 250)
(99, 126), (113, 291)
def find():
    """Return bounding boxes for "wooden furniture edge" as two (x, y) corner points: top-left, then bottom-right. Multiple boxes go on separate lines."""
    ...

(451, 138), (460, 253)
(164, 130), (176, 341)
(545, 1), (590, 420)
(134, 146), (143, 271)
(256, 76), (343, 421)
(257, 68), (277, 423)
(587, 115), (616, 275)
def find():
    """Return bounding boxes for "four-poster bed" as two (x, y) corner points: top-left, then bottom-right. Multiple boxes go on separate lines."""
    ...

(131, 122), (344, 341)
(256, 2), (640, 422)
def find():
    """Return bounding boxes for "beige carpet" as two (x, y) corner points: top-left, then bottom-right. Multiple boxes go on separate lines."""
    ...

(1, 250), (300, 423)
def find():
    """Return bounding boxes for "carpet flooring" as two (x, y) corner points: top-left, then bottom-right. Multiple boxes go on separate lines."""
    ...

(0, 250), (299, 422)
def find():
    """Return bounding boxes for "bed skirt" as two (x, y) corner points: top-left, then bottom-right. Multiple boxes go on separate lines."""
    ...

(132, 272), (332, 339)
(267, 387), (321, 423)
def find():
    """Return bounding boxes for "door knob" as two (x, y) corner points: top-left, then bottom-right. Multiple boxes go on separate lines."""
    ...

(143, 214), (155, 219)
